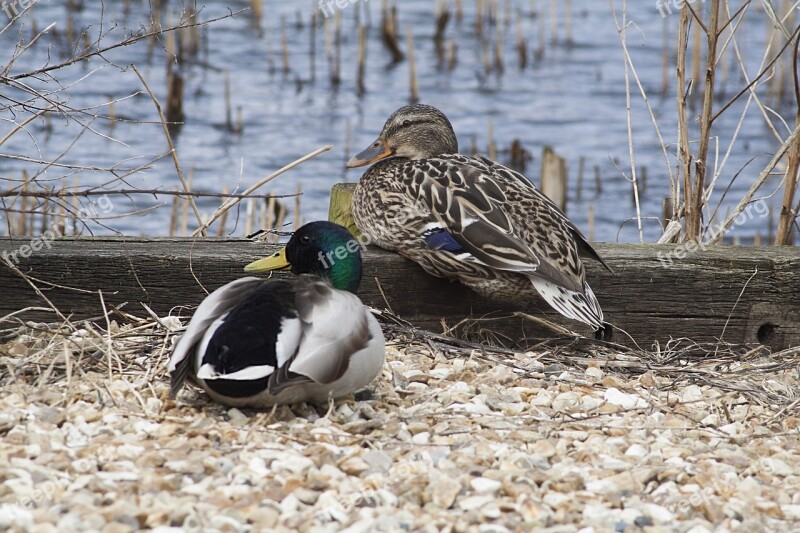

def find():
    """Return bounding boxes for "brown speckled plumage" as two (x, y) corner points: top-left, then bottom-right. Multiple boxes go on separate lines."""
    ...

(348, 104), (611, 332)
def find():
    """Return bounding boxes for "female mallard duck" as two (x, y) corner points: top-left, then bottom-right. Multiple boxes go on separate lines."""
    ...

(168, 221), (386, 408)
(346, 104), (611, 335)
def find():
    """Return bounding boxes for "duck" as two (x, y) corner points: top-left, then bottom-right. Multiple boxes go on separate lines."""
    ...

(346, 104), (612, 336)
(168, 221), (386, 408)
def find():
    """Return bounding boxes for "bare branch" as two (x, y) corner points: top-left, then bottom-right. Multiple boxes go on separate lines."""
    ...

(131, 65), (205, 236)
(1, 9), (245, 83)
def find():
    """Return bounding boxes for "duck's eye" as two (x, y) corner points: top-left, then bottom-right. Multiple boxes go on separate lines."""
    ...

(402, 120), (411, 127)
(300, 235), (311, 244)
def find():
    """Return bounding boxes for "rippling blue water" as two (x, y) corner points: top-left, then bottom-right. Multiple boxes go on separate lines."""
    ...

(0, 0), (791, 242)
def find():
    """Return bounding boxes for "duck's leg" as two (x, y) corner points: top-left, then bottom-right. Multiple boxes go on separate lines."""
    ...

(594, 322), (614, 341)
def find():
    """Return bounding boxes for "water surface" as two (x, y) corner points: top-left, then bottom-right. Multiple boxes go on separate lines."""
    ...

(0, 0), (790, 242)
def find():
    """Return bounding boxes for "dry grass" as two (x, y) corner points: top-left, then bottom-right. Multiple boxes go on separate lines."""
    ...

(4, 308), (799, 422)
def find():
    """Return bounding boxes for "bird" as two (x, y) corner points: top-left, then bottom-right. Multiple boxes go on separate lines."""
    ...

(167, 221), (386, 408)
(346, 104), (612, 336)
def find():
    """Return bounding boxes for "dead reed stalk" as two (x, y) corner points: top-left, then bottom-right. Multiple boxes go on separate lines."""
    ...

(132, 65), (206, 236)
(190, 145), (331, 237)
(612, 0), (644, 242)
(677, 0), (719, 241)
(381, 1), (405, 63)
(357, 25), (367, 96)
(776, 34), (800, 245)
(281, 16), (290, 76)
(689, 0), (721, 241)
(434, 0), (450, 63)
(407, 26), (419, 103)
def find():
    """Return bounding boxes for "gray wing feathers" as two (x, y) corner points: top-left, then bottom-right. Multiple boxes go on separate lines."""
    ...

(266, 278), (372, 394)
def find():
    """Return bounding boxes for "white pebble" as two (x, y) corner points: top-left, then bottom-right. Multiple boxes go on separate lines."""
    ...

(552, 392), (581, 412)
(429, 367), (452, 380)
(479, 523), (509, 533)
(624, 444), (648, 458)
(640, 503), (675, 524)
(458, 495), (493, 511)
(278, 454), (315, 475)
(470, 477), (502, 495)
(680, 385), (704, 402)
(0, 506), (34, 530)
(227, 408), (248, 420)
(760, 457), (793, 477)
(604, 388), (648, 409)
(781, 504), (800, 520)
(585, 367), (604, 380)
(451, 381), (471, 393)
(700, 413), (718, 425)
(411, 432), (430, 445)
(719, 422), (743, 436)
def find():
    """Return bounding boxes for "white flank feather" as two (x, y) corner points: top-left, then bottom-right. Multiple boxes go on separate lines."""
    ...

(194, 313), (228, 372)
(197, 363), (275, 381)
(275, 317), (303, 369)
(421, 221), (445, 232)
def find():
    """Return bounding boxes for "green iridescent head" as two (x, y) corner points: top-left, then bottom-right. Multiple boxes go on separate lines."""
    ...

(244, 221), (363, 293)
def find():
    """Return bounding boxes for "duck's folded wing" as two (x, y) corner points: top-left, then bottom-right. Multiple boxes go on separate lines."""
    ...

(404, 158), (586, 293)
(267, 279), (373, 395)
(475, 156), (613, 273)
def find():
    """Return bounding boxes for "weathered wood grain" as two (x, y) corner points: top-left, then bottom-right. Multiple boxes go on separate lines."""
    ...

(1, 237), (798, 350)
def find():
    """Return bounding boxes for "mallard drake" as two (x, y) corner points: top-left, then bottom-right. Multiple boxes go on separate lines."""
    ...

(346, 104), (611, 335)
(168, 221), (386, 408)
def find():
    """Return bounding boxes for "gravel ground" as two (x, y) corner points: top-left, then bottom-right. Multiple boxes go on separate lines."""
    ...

(1, 314), (799, 533)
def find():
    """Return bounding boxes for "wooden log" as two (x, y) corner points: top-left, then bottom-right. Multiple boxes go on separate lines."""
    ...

(326, 182), (799, 349)
(328, 183), (361, 238)
(1, 235), (799, 351)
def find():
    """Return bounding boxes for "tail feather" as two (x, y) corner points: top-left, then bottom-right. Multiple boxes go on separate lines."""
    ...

(169, 352), (193, 400)
(529, 277), (604, 330)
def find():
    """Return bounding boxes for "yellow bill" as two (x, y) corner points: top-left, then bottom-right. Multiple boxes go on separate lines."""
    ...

(244, 247), (291, 272)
